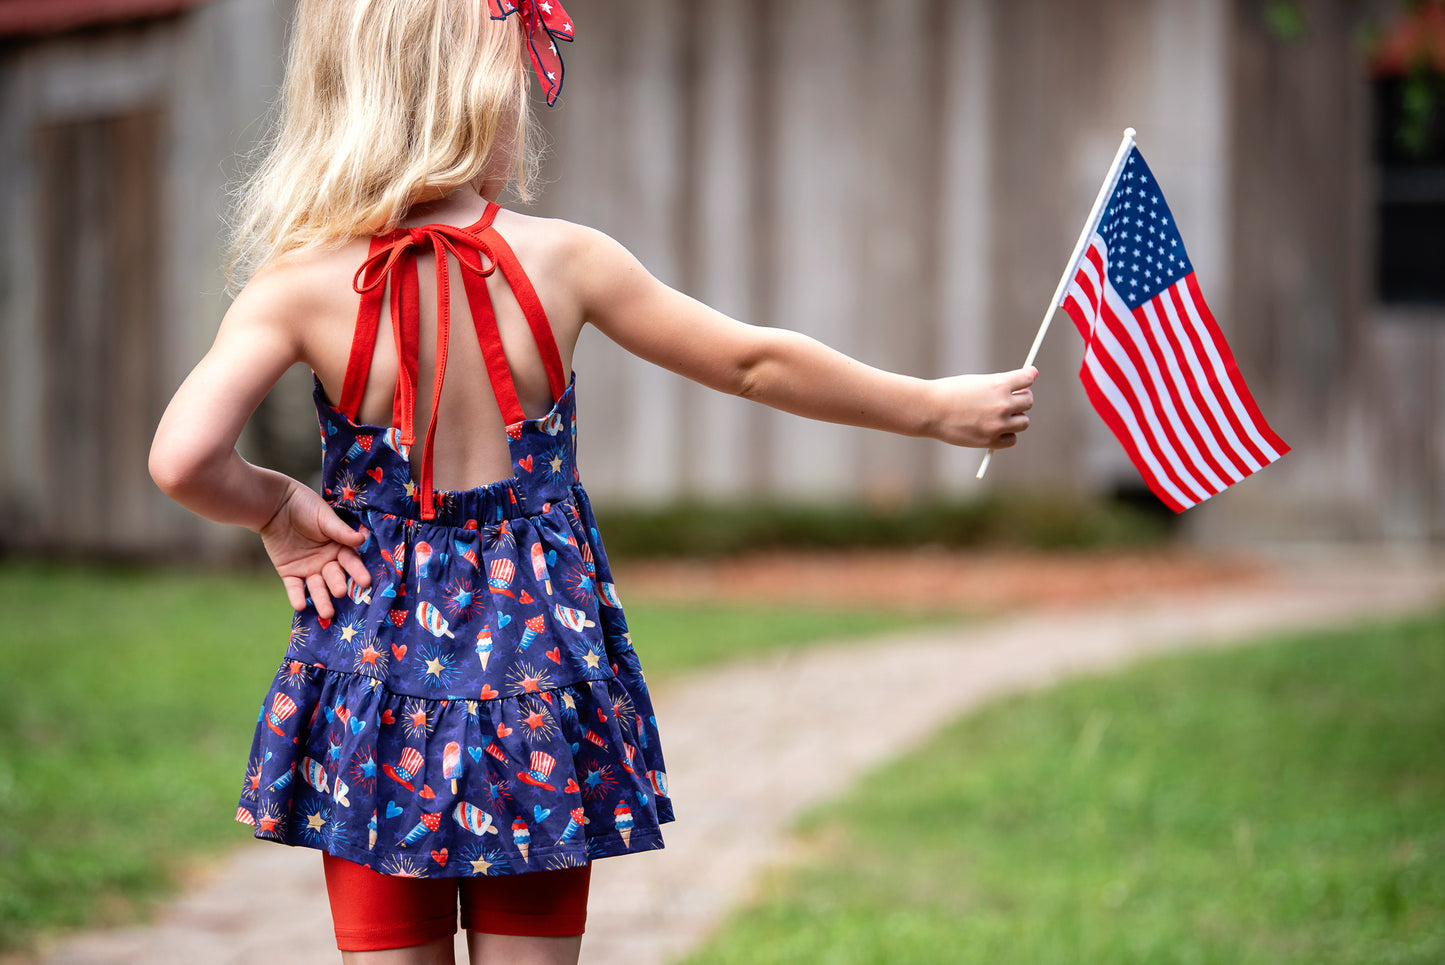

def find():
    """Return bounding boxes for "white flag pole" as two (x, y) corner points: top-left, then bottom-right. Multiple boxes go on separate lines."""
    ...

(976, 127), (1137, 480)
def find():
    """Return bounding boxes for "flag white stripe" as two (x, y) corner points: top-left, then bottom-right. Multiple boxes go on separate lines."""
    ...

(1105, 292), (1229, 493)
(1154, 287), (1264, 474)
(1137, 299), (1247, 484)
(1174, 283), (1283, 463)
(1080, 349), (1196, 509)
(1097, 286), (1213, 501)
(1075, 238), (1106, 317)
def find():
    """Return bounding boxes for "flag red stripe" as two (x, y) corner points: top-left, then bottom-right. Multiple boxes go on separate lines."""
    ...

(1137, 297), (1247, 483)
(1183, 275), (1291, 456)
(1124, 298), (1237, 488)
(1096, 290), (1215, 500)
(1160, 284), (1264, 472)
(1089, 295), (1210, 503)
(1146, 291), (1251, 480)
(1065, 286), (1207, 506)
(1165, 281), (1270, 467)
(1068, 322), (1192, 511)
(1066, 299), (1191, 510)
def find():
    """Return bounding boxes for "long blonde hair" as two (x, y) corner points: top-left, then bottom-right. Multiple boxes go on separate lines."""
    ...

(228, 0), (537, 286)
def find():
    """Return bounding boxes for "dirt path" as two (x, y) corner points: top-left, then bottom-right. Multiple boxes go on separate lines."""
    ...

(20, 550), (1445, 965)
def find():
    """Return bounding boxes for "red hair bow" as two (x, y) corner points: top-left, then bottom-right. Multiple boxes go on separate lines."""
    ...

(488, 0), (574, 106)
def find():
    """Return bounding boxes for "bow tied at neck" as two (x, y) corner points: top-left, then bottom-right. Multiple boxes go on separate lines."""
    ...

(352, 223), (496, 296)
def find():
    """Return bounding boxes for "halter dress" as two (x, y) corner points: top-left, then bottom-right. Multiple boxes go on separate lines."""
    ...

(235, 202), (674, 877)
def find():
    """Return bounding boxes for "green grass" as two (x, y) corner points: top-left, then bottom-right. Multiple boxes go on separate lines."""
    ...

(0, 561), (929, 953)
(684, 609), (1445, 965)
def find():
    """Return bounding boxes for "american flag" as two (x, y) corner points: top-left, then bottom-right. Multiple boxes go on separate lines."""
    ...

(1061, 146), (1289, 512)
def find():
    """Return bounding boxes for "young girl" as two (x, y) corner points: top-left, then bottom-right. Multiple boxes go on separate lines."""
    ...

(149, 1), (1035, 962)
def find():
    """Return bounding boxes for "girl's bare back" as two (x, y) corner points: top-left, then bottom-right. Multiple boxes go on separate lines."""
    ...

(281, 192), (586, 494)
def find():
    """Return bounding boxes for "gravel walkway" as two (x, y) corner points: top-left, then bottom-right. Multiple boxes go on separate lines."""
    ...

(22, 551), (1445, 965)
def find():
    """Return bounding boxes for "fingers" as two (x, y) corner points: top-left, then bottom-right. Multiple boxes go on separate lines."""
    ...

(322, 560), (349, 600)
(325, 510), (367, 546)
(992, 431), (1018, 449)
(307, 572), (336, 620)
(339, 547), (372, 588)
(282, 575), (307, 612)
(1006, 366), (1039, 390)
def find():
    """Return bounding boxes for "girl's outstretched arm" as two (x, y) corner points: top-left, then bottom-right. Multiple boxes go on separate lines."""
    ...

(148, 269), (369, 618)
(571, 227), (1036, 449)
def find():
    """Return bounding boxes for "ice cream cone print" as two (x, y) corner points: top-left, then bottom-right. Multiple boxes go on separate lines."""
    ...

(454, 538), (480, 570)
(443, 741), (463, 793)
(345, 434), (374, 461)
(266, 764), (295, 793)
(399, 812), (441, 847)
(556, 806), (588, 844)
(368, 810), (378, 850)
(517, 750), (557, 790)
(531, 542), (552, 594)
(614, 801), (633, 848)
(519, 614), (545, 649)
(476, 627), (492, 670)
(512, 818), (530, 862)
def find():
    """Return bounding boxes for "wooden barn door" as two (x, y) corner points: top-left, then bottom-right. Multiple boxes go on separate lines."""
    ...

(34, 109), (163, 553)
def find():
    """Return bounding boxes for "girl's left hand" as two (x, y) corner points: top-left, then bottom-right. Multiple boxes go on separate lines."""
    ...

(258, 479), (372, 619)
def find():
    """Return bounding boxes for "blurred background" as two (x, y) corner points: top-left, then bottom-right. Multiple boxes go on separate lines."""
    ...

(1, 1), (1443, 962)
(0, 0), (1441, 559)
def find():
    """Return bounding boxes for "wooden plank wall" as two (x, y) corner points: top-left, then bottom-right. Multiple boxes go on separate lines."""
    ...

(0, 0), (290, 557)
(534, 0), (1236, 508)
(535, 0), (988, 506)
(1221, 0), (1445, 541)
(3, 0), (1434, 553)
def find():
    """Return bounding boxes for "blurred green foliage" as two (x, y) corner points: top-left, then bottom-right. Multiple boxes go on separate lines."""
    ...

(593, 493), (1172, 559)
(685, 608), (1445, 964)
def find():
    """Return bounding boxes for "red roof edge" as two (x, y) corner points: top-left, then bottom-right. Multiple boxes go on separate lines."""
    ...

(0, 0), (208, 39)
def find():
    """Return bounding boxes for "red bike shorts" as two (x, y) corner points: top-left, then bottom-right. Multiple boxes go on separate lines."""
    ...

(321, 852), (592, 951)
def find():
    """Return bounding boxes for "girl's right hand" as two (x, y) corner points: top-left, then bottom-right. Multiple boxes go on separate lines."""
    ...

(929, 366), (1038, 449)
(257, 479), (372, 619)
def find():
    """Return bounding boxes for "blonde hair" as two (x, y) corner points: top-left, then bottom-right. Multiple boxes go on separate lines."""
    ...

(228, 0), (538, 286)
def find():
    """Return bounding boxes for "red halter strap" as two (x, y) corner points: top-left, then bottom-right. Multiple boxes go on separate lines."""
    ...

(349, 221), (497, 519)
(337, 202), (568, 521)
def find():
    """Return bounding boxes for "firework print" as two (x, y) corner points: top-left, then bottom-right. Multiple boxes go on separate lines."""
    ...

(236, 207), (673, 878)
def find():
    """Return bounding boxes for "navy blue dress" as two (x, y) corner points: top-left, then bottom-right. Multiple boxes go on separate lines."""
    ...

(236, 203), (674, 877)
